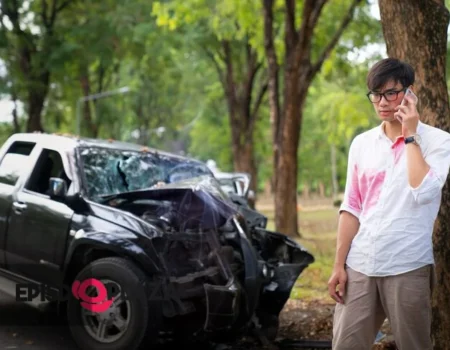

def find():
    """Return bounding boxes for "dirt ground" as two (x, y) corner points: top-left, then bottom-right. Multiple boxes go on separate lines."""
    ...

(277, 298), (397, 349)
(232, 202), (398, 350)
(228, 298), (397, 350)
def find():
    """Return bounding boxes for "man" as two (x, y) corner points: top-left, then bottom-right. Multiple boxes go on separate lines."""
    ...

(328, 57), (450, 350)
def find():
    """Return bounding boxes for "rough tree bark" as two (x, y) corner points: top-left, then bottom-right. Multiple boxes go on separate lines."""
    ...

(205, 39), (268, 209)
(379, 1), (450, 348)
(262, 0), (362, 236)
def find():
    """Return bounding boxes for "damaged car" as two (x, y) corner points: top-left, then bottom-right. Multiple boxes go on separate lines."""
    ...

(0, 133), (314, 350)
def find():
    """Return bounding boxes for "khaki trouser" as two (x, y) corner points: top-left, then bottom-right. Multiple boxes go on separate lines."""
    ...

(332, 264), (436, 350)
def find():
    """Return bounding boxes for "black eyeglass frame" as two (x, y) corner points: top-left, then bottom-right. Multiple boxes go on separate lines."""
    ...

(366, 87), (407, 103)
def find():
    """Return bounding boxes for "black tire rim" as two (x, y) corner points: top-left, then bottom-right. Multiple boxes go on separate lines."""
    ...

(80, 278), (131, 343)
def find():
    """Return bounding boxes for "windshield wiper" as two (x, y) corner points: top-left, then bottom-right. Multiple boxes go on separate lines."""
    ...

(98, 192), (129, 204)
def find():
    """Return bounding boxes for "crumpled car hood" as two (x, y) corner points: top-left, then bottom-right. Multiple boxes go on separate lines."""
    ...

(100, 176), (239, 231)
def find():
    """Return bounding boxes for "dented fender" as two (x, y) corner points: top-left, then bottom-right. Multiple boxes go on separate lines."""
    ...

(63, 230), (163, 279)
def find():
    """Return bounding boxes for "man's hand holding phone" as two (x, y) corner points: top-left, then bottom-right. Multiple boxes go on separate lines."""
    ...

(394, 88), (419, 137)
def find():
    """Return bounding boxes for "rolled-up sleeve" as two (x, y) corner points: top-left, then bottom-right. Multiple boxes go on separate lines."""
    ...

(410, 136), (450, 205)
(339, 137), (362, 220)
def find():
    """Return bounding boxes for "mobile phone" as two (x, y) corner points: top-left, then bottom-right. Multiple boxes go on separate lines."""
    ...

(401, 88), (418, 106)
(397, 88), (418, 123)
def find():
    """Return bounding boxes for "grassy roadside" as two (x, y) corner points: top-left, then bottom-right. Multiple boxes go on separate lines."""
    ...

(258, 207), (339, 301)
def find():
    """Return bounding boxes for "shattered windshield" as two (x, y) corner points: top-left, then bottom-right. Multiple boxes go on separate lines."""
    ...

(78, 147), (214, 201)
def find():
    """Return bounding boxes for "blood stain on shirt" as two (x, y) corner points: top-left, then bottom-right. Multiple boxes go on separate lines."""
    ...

(392, 136), (405, 164)
(360, 170), (386, 213)
(348, 164), (386, 214)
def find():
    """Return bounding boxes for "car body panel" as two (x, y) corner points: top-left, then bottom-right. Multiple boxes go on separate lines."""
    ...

(0, 133), (314, 342)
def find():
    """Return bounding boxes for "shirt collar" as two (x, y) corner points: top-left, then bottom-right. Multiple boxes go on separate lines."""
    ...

(377, 120), (425, 140)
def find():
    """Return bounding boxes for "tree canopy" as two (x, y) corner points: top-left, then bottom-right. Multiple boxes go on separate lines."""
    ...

(0, 0), (444, 206)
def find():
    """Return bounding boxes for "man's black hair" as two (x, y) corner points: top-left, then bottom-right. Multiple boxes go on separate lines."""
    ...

(367, 58), (415, 91)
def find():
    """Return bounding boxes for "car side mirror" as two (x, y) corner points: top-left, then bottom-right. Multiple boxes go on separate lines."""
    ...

(49, 177), (68, 198)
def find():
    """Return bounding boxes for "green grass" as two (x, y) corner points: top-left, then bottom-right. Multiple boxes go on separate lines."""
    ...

(292, 239), (335, 301)
(261, 208), (339, 301)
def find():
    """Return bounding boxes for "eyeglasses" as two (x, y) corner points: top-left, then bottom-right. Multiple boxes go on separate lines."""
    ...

(366, 88), (407, 103)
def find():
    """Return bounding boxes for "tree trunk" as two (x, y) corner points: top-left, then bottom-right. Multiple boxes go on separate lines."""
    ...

(2, 0), (73, 133)
(275, 142), (300, 234)
(11, 92), (20, 133)
(79, 63), (99, 138)
(331, 143), (338, 200)
(274, 74), (304, 235)
(228, 104), (259, 208)
(263, 0), (281, 192)
(318, 181), (325, 198)
(213, 40), (267, 209)
(379, 1), (450, 348)
(26, 72), (50, 132)
(233, 138), (258, 208)
(302, 182), (310, 200)
(263, 0), (361, 236)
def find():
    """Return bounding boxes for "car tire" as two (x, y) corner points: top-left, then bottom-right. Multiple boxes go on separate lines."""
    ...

(67, 257), (161, 350)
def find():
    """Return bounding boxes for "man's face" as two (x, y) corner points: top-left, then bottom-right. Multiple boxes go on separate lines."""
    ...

(368, 80), (407, 122)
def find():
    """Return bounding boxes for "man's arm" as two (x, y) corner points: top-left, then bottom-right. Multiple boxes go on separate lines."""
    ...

(333, 211), (360, 269)
(328, 136), (361, 304)
(405, 142), (430, 188)
(328, 211), (360, 304)
(406, 136), (450, 205)
(396, 95), (450, 204)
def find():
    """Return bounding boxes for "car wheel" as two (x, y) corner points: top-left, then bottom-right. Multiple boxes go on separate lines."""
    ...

(67, 257), (161, 350)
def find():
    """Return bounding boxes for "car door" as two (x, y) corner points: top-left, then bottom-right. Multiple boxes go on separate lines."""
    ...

(5, 146), (74, 286)
(0, 140), (37, 269)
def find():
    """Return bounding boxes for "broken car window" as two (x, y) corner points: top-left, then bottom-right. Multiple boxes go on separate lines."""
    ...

(78, 147), (213, 201)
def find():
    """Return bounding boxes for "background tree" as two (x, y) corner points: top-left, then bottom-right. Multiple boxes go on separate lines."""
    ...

(0, 0), (74, 132)
(0, 0), (390, 217)
(152, 1), (269, 207)
(262, 0), (363, 236)
(379, 0), (450, 347)
(301, 65), (379, 200)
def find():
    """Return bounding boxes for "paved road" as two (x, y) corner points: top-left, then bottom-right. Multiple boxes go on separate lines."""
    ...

(0, 291), (78, 349)
(0, 292), (231, 350)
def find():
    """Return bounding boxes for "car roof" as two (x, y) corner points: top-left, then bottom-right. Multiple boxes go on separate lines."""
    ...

(7, 132), (203, 163)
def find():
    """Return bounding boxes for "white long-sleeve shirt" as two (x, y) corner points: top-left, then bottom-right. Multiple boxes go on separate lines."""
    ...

(340, 121), (450, 276)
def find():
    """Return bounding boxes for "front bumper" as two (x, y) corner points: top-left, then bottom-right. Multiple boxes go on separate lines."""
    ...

(150, 216), (313, 333)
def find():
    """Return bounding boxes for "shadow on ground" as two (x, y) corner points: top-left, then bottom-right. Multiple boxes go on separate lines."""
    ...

(0, 292), (260, 350)
(0, 292), (78, 349)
